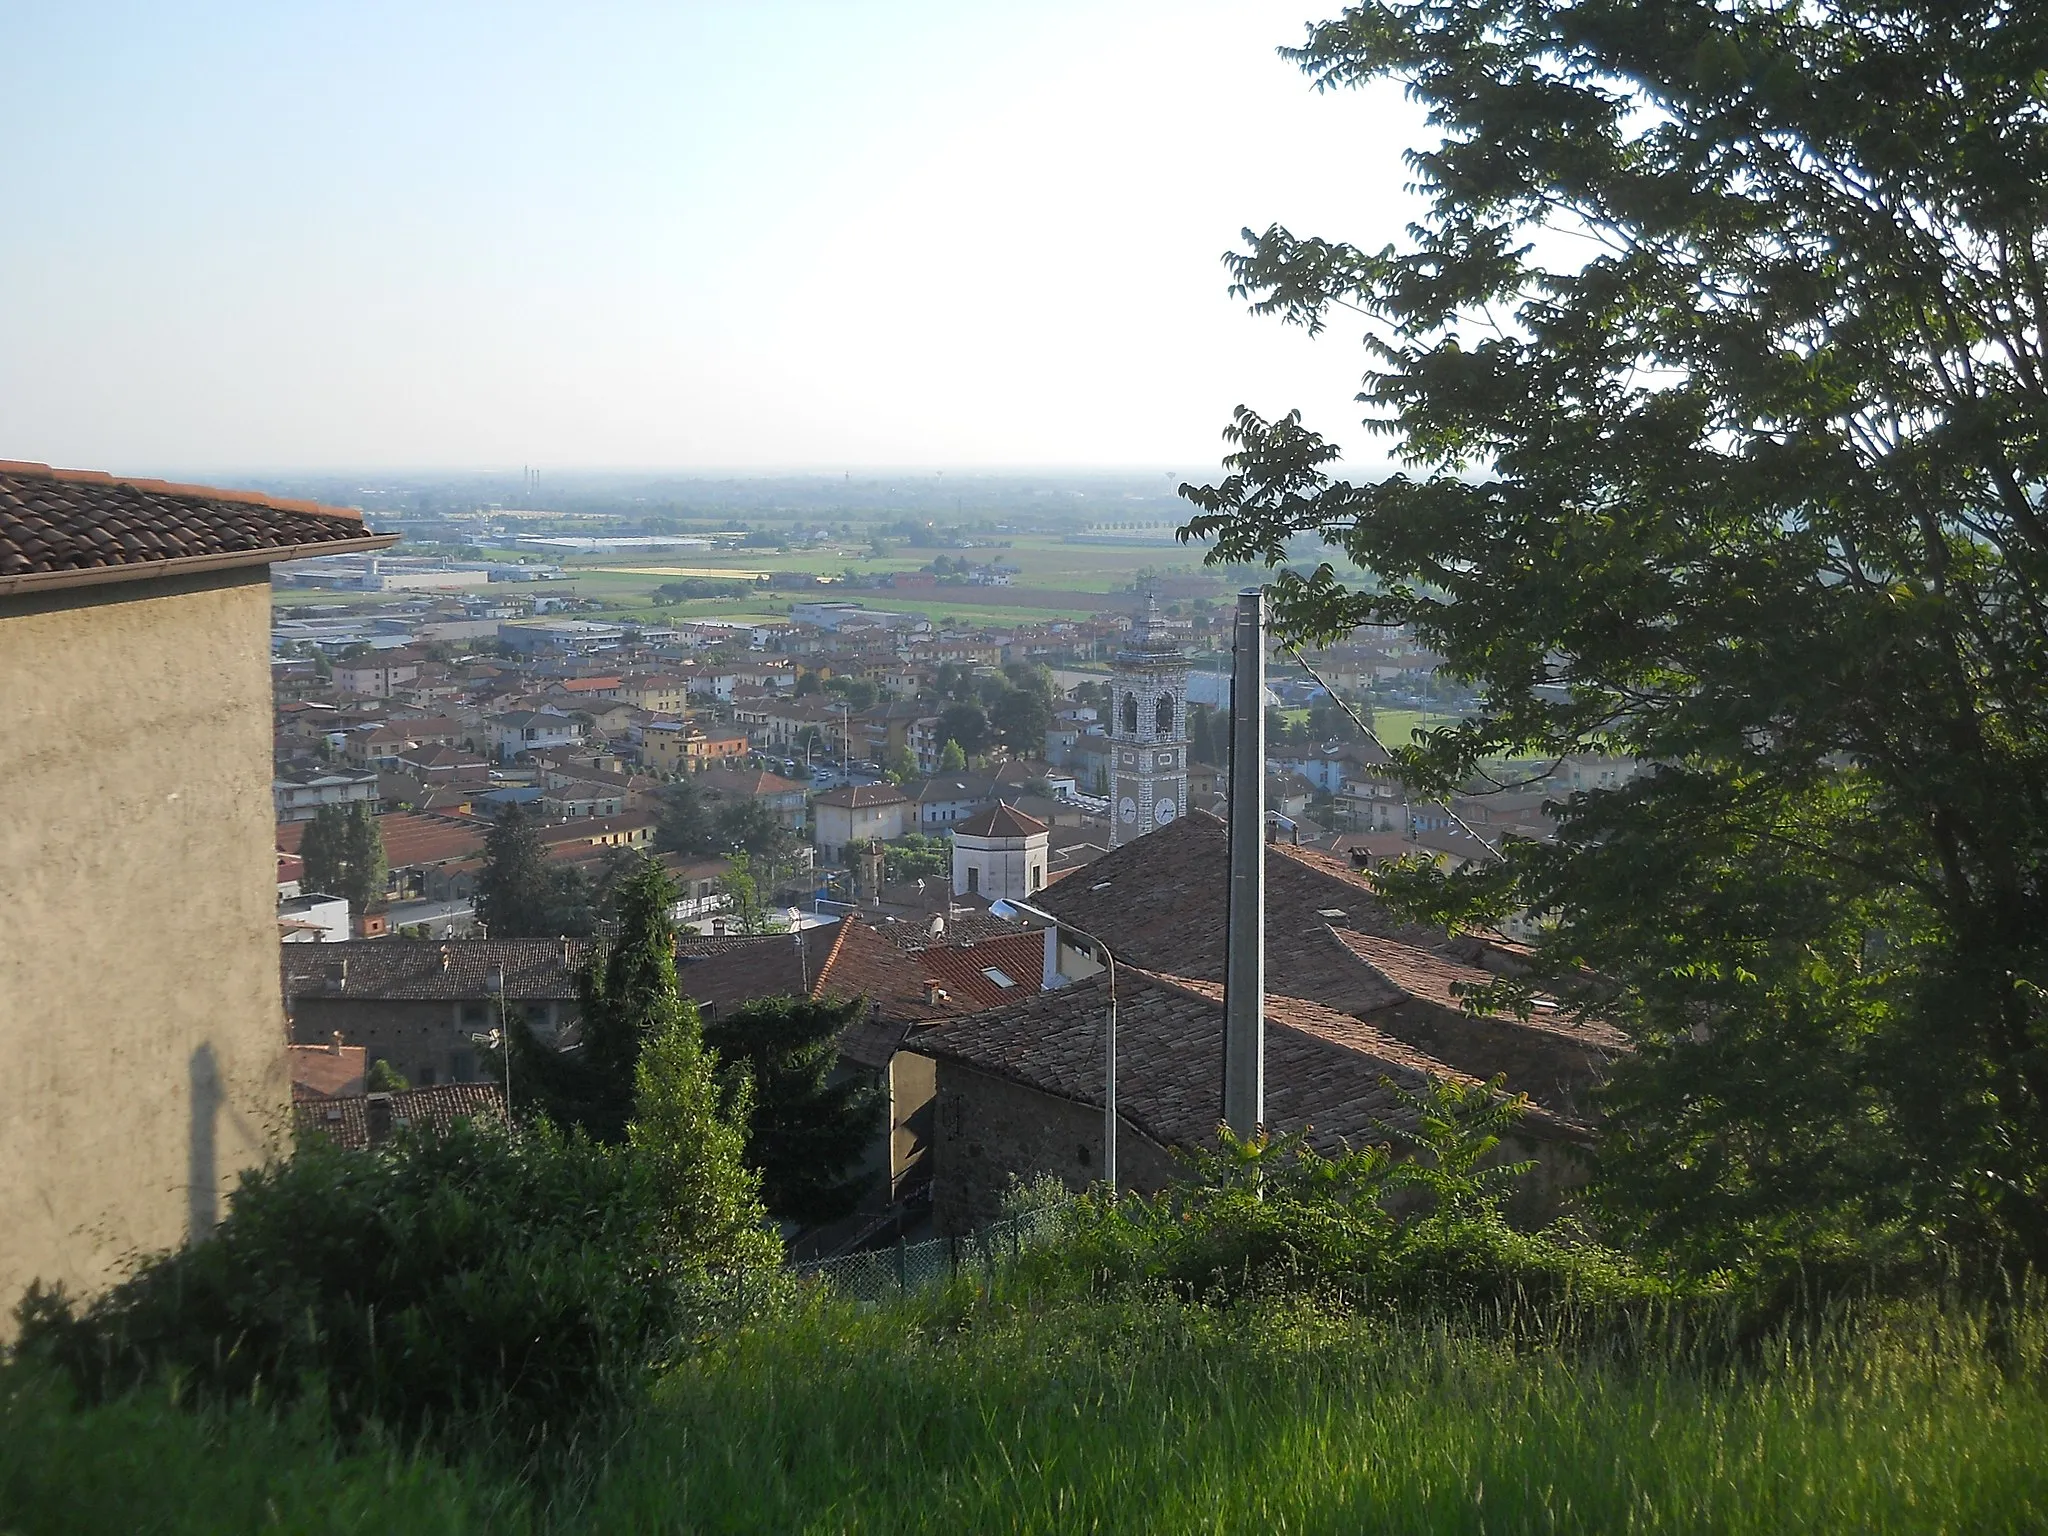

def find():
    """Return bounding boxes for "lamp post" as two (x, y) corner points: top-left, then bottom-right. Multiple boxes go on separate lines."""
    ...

(993, 899), (1118, 1190)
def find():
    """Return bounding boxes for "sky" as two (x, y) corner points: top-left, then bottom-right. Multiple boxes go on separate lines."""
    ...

(0, 1), (1426, 476)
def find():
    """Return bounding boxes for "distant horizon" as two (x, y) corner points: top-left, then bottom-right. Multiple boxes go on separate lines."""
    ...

(2, 1), (1418, 473)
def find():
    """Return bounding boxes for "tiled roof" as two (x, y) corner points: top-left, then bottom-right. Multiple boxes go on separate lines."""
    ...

(295, 1084), (508, 1151)
(281, 938), (590, 1001)
(953, 804), (1048, 840)
(0, 462), (394, 595)
(675, 915), (963, 1068)
(276, 811), (490, 869)
(1035, 811), (1439, 983)
(694, 767), (808, 799)
(289, 1042), (367, 1098)
(1331, 928), (1630, 1054)
(814, 783), (911, 809)
(908, 968), (1586, 1155)
(904, 931), (1049, 1010)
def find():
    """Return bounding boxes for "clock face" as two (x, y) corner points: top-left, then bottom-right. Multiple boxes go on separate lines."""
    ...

(1119, 797), (1137, 823)
(1154, 799), (1177, 825)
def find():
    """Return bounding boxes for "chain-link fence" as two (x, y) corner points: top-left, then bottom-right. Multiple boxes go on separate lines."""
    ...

(790, 1205), (1063, 1303)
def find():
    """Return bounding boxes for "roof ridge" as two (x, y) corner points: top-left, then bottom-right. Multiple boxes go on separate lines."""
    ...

(809, 913), (859, 998)
(0, 460), (367, 522)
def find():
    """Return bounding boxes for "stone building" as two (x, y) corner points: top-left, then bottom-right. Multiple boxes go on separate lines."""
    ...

(1108, 599), (1190, 848)
(1, 462), (393, 1314)
(904, 811), (1626, 1233)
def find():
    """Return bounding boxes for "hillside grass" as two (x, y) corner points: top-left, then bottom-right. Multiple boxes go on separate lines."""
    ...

(10, 1285), (2046, 1534)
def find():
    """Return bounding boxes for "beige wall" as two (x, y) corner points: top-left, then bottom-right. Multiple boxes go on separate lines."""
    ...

(0, 569), (290, 1316)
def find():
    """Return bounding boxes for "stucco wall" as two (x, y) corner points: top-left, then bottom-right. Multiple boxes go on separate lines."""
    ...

(0, 570), (290, 1316)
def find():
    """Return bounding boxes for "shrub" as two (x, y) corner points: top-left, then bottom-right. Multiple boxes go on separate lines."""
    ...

(1019, 1077), (1684, 1323)
(12, 1116), (765, 1463)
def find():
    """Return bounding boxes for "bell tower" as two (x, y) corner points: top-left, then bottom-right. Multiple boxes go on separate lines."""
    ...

(1108, 597), (1189, 849)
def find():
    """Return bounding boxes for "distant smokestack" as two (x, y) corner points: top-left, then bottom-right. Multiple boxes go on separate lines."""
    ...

(1222, 588), (1265, 1139)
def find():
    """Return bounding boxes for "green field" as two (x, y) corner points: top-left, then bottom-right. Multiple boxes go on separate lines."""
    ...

(9, 1289), (2045, 1534)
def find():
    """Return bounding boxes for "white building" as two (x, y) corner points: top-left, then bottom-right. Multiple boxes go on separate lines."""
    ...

(951, 803), (1050, 902)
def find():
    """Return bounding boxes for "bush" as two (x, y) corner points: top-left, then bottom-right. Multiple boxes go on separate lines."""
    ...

(12, 1118), (763, 1463)
(1017, 1077), (1685, 1323)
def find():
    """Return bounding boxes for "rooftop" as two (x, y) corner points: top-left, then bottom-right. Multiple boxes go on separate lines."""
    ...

(953, 803), (1049, 840)
(0, 462), (395, 596)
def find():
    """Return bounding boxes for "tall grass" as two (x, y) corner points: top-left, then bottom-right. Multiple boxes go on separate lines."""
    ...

(7, 1289), (2044, 1533)
(571, 1285), (2048, 1535)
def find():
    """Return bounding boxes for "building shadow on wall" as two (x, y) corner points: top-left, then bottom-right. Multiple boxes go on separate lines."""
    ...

(188, 1043), (220, 1240)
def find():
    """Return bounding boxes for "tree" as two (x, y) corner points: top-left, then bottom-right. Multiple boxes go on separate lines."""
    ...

(884, 745), (918, 783)
(990, 687), (1052, 760)
(717, 851), (782, 935)
(939, 739), (968, 773)
(298, 805), (348, 898)
(701, 995), (884, 1224)
(795, 669), (823, 697)
(716, 798), (793, 861)
(937, 703), (989, 760)
(1181, 2), (2048, 1273)
(340, 804), (387, 916)
(881, 832), (951, 882)
(475, 803), (554, 939)
(655, 777), (716, 856)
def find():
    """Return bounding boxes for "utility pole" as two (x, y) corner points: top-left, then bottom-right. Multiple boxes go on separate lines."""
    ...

(1222, 588), (1265, 1138)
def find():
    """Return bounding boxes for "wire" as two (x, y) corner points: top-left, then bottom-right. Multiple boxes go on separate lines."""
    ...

(1279, 642), (1506, 865)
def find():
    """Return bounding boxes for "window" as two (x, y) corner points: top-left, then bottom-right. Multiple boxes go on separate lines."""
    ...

(1029, 866), (1042, 892)
(967, 866), (980, 894)
(1121, 693), (1138, 734)
(1155, 694), (1174, 735)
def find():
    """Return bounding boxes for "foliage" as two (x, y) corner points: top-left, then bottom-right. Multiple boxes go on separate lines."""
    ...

(716, 851), (784, 935)
(880, 832), (950, 883)
(716, 797), (795, 860)
(1027, 1077), (1667, 1314)
(654, 776), (715, 856)
(11, 1119), (710, 1463)
(938, 739), (968, 772)
(365, 1059), (410, 1093)
(474, 804), (559, 939)
(297, 804), (386, 917)
(989, 687), (1052, 758)
(884, 746), (918, 783)
(825, 674), (878, 710)
(702, 995), (884, 1225)
(1178, 0), (2048, 1273)
(936, 704), (988, 760)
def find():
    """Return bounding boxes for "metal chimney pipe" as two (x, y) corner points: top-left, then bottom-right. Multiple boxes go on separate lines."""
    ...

(1222, 587), (1265, 1138)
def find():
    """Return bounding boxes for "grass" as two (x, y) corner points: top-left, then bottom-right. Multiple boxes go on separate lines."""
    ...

(10, 1287), (2046, 1533)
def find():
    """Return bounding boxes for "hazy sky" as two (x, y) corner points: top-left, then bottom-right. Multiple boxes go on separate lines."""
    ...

(1, 2), (1424, 475)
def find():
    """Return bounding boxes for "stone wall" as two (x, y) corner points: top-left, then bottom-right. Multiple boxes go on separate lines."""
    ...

(288, 995), (566, 1087)
(925, 1059), (1180, 1234)
(0, 569), (290, 1318)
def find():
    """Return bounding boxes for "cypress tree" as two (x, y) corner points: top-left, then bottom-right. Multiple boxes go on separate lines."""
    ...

(298, 805), (349, 898)
(475, 802), (553, 939)
(702, 995), (883, 1225)
(340, 803), (387, 916)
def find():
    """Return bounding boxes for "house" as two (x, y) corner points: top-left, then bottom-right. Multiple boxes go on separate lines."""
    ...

(693, 765), (810, 830)
(272, 765), (382, 821)
(951, 803), (1050, 901)
(278, 893), (352, 944)
(282, 938), (591, 1088)
(486, 708), (585, 763)
(813, 782), (915, 864)
(295, 1084), (508, 1151)
(332, 652), (421, 698)
(641, 720), (749, 775)
(901, 810), (1626, 1232)
(277, 810), (493, 904)
(289, 1039), (367, 1098)
(541, 778), (629, 819)
(1, 461), (393, 1311)
(910, 774), (999, 832)
(617, 674), (691, 714)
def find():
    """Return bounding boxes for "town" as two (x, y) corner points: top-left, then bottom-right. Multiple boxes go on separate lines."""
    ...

(5, 1), (2045, 1529)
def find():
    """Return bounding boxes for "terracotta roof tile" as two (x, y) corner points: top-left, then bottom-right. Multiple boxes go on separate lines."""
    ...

(953, 803), (1048, 839)
(0, 462), (395, 594)
(295, 1084), (508, 1151)
(907, 968), (1584, 1155)
(281, 938), (590, 1002)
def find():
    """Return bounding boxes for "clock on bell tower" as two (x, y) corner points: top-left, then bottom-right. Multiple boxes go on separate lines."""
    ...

(1108, 597), (1190, 850)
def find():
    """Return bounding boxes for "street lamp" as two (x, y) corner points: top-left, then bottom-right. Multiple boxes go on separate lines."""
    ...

(991, 898), (1119, 1190)
(469, 965), (511, 1124)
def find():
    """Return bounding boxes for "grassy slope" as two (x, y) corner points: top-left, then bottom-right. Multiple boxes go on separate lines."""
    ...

(9, 1291), (2045, 1534)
